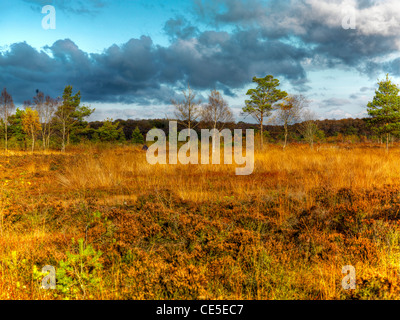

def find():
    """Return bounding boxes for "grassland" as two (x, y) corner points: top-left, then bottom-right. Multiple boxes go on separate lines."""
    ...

(1, 143), (400, 299)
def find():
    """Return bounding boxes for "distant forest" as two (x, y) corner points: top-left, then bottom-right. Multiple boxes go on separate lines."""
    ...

(89, 117), (377, 144)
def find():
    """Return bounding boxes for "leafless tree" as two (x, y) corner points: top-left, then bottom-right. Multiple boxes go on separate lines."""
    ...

(202, 90), (234, 152)
(274, 94), (308, 149)
(202, 90), (234, 129)
(0, 88), (15, 151)
(42, 96), (59, 150)
(43, 96), (61, 150)
(32, 91), (46, 150)
(299, 109), (319, 149)
(27, 91), (58, 151)
(172, 84), (202, 130)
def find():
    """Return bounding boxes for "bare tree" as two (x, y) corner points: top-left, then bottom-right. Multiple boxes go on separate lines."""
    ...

(0, 88), (15, 151)
(172, 84), (202, 130)
(32, 90), (46, 150)
(202, 90), (234, 152)
(44, 96), (59, 150)
(274, 94), (307, 149)
(41, 95), (58, 151)
(299, 109), (319, 149)
(26, 91), (58, 151)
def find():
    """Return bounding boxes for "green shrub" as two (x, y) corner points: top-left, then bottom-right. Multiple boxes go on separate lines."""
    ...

(56, 238), (103, 299)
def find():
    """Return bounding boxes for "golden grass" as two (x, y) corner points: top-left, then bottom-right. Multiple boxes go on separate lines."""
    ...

(56, 143), (400, 202)
(0, 142), (400, 299)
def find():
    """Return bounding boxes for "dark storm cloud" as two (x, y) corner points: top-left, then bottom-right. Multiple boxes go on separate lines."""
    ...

(164, 17), (199, 41)
(6, 0), (400, 107)
(0, 42), (60, 100)
(194, 0), (400, 74)
(0, 37), (166, 104)
(383, 58), (400, 77)
(158, 29), (309, 88)
(0, 25), (310, 104)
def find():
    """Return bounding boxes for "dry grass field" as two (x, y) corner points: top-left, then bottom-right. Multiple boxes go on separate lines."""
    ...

(1, 143), (400, 299)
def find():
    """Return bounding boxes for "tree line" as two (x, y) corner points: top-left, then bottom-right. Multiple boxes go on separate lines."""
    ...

(0, 85), (95, 152)
(0, 74), (397, 152)
(169, 75), (383, 150)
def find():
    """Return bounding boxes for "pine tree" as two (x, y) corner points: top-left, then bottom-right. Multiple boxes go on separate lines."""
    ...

(9, 108), (27, 150)
(131, 126), (144, 144)
(367, 74), (400, 152)
(243, 75), (287, 149)
(97, 119), (125, 142)
(54, 86), (94, 151)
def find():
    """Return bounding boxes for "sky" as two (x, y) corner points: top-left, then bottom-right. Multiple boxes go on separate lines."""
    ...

(1, 0), (400, 122)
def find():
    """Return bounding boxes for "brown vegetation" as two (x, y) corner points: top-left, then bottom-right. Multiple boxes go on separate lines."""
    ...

(1, 143), (400, 299)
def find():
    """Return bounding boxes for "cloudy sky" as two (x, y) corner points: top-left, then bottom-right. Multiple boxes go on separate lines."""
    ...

(1, 0), (400, 122)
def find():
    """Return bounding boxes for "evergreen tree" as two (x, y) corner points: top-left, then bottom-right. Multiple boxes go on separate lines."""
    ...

(131, 126), (144, 144)
(54, 85), (94, 151)
(9, 108), (27, 150)
(97, 119), (125, 142)
(243, 75), (287, 149)
(367, 74), (400, 152)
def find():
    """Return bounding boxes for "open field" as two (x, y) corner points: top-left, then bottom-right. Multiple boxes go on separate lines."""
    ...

(1, 143), (400, 299)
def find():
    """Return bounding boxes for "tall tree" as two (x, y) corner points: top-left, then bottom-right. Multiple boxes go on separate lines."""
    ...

(55, 86), (80, 152)
(22, 108), (41, 152)
(274, 94), (307, 149)
(55, 85), (94, 152)
(242, 75), (287, 149)
(8, 108), (27, 150)
(0, 88), (15, 151)
(172, 84), (202, 130)
(202, 89), (234, 152)
(367, 74), (400, 152)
